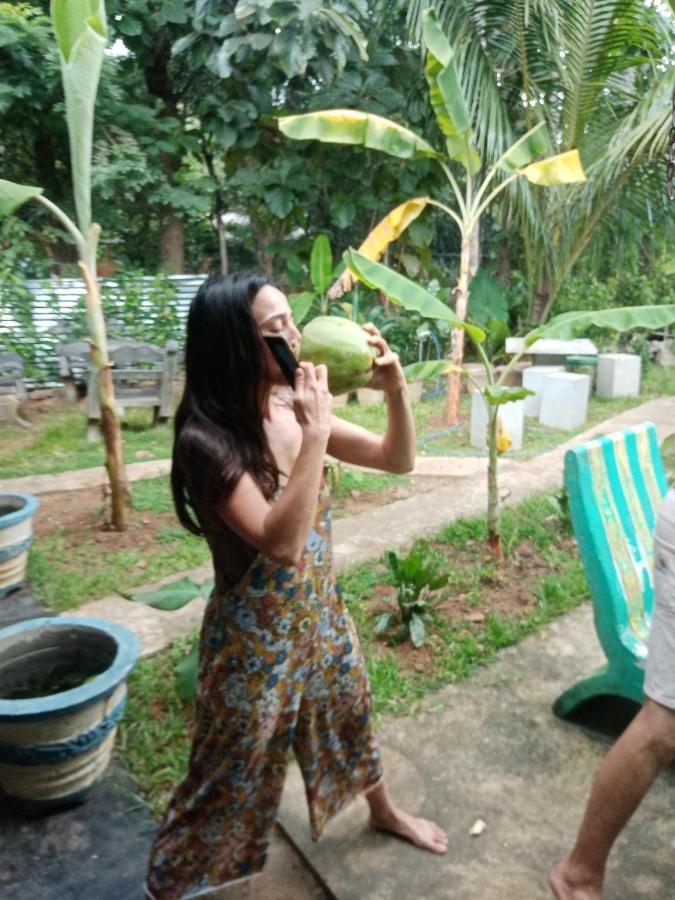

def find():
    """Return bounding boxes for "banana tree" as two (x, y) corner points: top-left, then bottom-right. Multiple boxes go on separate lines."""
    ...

(0, 0), (129, 530)
(279, 8), (586, 427)
(345, 248), (675, 560)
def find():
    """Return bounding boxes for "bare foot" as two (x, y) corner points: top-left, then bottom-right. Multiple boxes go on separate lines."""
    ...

(549, 861), (602, 900)
(369, 808), (448, 854)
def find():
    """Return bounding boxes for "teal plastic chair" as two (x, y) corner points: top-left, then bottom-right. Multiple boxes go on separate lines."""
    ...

(553, 422), (668, 719)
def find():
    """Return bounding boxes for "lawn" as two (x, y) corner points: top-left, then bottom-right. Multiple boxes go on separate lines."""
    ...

(118, 492), (589, 818)
(2, 362), (673, 478)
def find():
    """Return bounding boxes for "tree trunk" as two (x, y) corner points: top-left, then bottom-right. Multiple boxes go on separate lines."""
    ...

(217, 215), (228, 274)
(497, 239), (511, 286)
(530, 273), (552, 324)
(80, 260), (129, 531)
(446, 220), (479, 425)
(159, 208), (184, 274)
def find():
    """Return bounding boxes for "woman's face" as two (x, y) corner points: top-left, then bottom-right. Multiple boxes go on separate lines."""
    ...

(251, 284), (301, 385)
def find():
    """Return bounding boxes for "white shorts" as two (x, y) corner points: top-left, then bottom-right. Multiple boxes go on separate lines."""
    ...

(644, 488), (675, 711)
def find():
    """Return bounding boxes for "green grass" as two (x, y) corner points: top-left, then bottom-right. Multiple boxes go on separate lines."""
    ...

(0, 406), (174, 478)
(328, 465), (409, 501)
(119, 492), (589, 815)
(26, 476), (210, 612)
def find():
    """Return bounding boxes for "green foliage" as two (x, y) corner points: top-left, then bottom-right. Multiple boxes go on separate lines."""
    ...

(130, 575), (213, 611)
(375, 539), (449, 647)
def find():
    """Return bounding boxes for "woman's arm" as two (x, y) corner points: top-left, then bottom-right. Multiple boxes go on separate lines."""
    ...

(215, 364), (332, 566)
(327, 324), (416, 474)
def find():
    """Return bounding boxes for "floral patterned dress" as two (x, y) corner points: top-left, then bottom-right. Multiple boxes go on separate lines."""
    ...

(145, 478), (383, 899)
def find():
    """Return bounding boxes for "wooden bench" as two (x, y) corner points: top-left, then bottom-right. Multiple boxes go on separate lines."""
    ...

(0, 352), (30, 429)
(57, 340), (180, 439)
(553, 422), (668, 720)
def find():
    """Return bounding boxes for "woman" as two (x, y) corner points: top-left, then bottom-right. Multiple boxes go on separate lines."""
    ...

(145, 273), (447, 899)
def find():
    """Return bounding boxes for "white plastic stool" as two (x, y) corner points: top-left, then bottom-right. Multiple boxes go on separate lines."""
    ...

(470, 389), (524, 451)
(596, 353), (641, 398)
(522, 365), (565, 418)
(539, 372), (591, 430)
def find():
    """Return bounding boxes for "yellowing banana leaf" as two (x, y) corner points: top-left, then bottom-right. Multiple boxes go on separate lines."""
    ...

(496, 123), (551, 172)
(339, 198), (429, 293)
(403, 360), (466, 383)
(0, 180), (43, 217)
(422, 9), (480, 174)
(344, 248), (486, 344)
(534, 304), (675, 340)
(519, 150), (586, 185)
(278, 110), (441, 160)
(52, 0), (108, 234)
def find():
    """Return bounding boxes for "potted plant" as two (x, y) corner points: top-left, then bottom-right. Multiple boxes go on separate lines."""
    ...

(0, 493), (39, 599)
(0, 616), (140, 814)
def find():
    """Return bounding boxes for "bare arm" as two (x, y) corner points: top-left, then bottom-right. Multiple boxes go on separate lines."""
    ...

(215, 364), (332, 566)
(327, 324), (416, 474)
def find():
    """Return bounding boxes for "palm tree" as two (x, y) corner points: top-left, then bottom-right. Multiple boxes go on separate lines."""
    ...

(407, 0), (675, 322)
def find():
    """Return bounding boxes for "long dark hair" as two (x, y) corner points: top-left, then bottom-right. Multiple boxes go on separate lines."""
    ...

(171, 272), (279, 536)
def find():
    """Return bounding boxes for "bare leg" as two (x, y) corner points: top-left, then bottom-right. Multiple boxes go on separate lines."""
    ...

(549, 700), (675, 899)
(364, 780), (448, 854)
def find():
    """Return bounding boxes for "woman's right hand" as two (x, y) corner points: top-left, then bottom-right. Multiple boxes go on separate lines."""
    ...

(293, 362), (332, 443)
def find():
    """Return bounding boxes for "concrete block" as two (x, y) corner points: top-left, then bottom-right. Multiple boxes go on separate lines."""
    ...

(522, 365), (565, 418)
(539, 372), (591, 430)
(596, 353), (642, 398)
(470, 389), (524, 451)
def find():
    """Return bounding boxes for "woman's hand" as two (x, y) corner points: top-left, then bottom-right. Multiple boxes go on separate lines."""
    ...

(293, 362), (333, 442)
(362, 323), (407, 393)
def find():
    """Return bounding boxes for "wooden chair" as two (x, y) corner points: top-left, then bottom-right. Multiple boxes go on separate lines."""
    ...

(553, 422), (668, 720)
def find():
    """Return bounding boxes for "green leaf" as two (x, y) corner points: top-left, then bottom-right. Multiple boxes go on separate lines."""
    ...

(343, 249), (486, 344)
(409, 613), (426, 648)
(310, 234), (332, 293)
(535, 305), (675, 340)
(175, 640), (199, 702)
(0, 180), (43, 217)
(467, 270), (508, 326)
(199, 577), (215, 600)
(279, 110), (441, 161)
(374, 612), (394, 635)
(289, 291), (314, 325)
(131, 576), (201, 611)
(266, 186), (294, 218)
(52, 0), (108, 235)
(422, 9), (480, 174)
(496, 123), (551, 172)
(403, 360), (466, 383)
(484, 385), (534, 406)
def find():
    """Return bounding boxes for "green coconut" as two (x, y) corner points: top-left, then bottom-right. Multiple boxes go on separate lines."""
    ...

(300, 316), (378, 395)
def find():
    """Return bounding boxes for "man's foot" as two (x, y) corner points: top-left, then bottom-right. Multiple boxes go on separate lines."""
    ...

(549, 861), (602, 900)
(369, 807), (448, 854)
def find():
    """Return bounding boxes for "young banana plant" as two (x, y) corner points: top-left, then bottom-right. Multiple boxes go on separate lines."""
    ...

(0, 0), (129, 529)
(279, 8), (587, 428)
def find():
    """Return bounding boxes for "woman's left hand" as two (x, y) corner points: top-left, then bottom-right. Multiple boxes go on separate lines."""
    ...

(362, 323), (407, 393)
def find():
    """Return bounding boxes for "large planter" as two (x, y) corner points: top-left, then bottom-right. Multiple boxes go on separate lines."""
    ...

(0, 616), (140, 814)
(0, 493), (39, 599)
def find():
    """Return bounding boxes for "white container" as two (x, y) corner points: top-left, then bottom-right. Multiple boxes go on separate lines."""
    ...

(522, 365), (565, 418)
(470, 389), (524, 451)
(596, 353), (642, 398)
(539, 372), (591, 430)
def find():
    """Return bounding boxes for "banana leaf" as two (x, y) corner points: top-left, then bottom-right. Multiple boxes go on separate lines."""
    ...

(339, 198), (429, 293)
(534, 304), (675, 340)
(422, 9), (480, 174)
(496, 123), (551, 172)
(289, 291), (314, 325)
(310, 234), (333, 293)
(484, 385), (534, 406)
(278, 110), (441, 160)
(0, 180), (43, 217)
(343, 249), (486, 343)
(52, 0), (108, 235)
(519, 150), (586, 186)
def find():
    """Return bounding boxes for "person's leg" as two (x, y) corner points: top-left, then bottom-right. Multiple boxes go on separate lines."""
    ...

(364, 779), (448, 854)
(549, 698), (675, 899)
